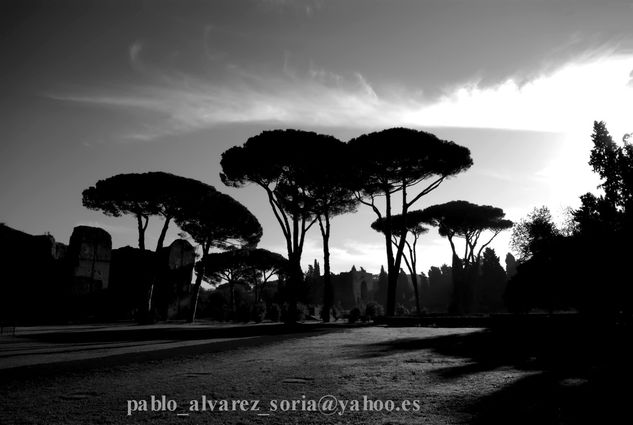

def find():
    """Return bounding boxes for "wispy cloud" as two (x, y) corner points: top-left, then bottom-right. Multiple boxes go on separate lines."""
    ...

(49, 44), (633, 142)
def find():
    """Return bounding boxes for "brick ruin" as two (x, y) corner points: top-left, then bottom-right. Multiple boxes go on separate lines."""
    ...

(0, 224), (195, 322)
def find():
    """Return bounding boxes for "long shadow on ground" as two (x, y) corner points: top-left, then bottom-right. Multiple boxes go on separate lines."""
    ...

(0, 323), (346, 380)
(12, 322), (339, 343)
(360, 316), (633, 425)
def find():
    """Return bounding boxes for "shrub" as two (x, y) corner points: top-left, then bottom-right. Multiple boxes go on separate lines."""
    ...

(252, 301), (266, 323)
(348, 307), (362, 323)
(280, 302), (307, 322)
(267, 303), (281, 322)
(395, 304), (410, 316)
(364, 302), (384, 320)
(235, 301), (251, 323)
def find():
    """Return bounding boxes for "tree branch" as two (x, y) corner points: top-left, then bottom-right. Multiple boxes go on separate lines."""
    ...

(477, 229), (502, 261)
(356, 192), (382, 219)
(263, 186), (292, 253)
(406, 176), (446, 208)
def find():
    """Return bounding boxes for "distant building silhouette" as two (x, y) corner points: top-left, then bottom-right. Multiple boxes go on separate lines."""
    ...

(0, 224), (65, 323)
(0, 223), (196, 323)
(154, 239), (196, 320)
(67, 226), (112, 295)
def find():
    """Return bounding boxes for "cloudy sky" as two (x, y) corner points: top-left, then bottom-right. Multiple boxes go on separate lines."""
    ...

(2, 0), (632, 274)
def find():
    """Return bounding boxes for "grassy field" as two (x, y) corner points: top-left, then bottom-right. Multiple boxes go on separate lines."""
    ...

(0, 323), (630, 424)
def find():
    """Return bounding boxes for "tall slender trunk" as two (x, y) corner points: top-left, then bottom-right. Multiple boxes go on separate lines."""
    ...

(156, 216), (171, 251)
(384, 191), (398, 316)
(146, 217), (171, 319)
(230, 280), (235, 315)
(134, 214), (156, 322)
(285, 251), (303, 324)
(146, 282), (154, 318)
(449, 254), (466, 315)
(411, 272), (421, 315)
(188, 268), (203, 323)
(402, 245), (421, 316)
(410, 237), (421, 315)
(145, 217), (172, 321)
(188, 246), (209, 323)
(136, 214), (146, 251)
(319, 215), (333, 322)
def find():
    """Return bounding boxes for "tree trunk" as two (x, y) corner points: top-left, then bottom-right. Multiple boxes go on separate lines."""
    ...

(230, 280), (235, 316)
(156, 216), (171, 251)
(411, 272), (421, 315)
(188, 247), (209, 323)
(449, 255), (466, 315)
(383, 191), (398, 316)
(144, 220), (172, 322)
(285, 251), (303, 324)
(386, 265), (397, 316)
(136, 251), (160, 324)
(136, 214), (146, 251)
(188, 268), (203, 323)
(320, 216), (333, 322)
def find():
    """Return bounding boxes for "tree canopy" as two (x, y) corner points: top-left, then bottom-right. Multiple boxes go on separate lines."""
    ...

(370, 210), (430, 237)
(202, 248), (287, 285)
(588, 121), (633, 211)
(220, 130), (340, 260)
(174, 184), (262, 322)
(506, 122), (633, 317)
(220, 129), (348, 321)
(292, 138), (359, 321)
(371, 210), (430, 315)
(174, 188), (262, 254)
(574, 121), (633, 236)
(421, 200), (512, 314)
(421, 200), (513, 266)
(348, 127), (473, 316)
(510, 206), (560, 262)
(349, 128), (473, 204)
(82, 172), (211, 250)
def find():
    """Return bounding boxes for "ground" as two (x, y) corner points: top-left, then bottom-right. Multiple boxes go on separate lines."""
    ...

(0, 322), (629, 424)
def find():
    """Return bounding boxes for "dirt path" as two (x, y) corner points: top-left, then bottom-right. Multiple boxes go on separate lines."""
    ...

(0, 326), (566, 424)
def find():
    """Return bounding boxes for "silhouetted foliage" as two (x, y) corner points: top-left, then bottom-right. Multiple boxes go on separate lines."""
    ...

(510, 206), (560, 262)
(364, 301), (384, 320)
(202, 249), (258, 317)
(348, 307), (362, 323)
(505, 252), (518, 279)
(396, 269), (416, 309)
(571, 122), (633, 317)
(507, 122), (633, 319)
(349, 128), (473, 316)
(245, 248), (288, 303)
(174, 186), (262, 322)
(220, 129), (343, 322)
(374, 265), (388, 307)
(421, 200), (512, 314)
(294, 139), (359, 322)
(83, 172), (206, 251)
(196, 249), (286, 322)
(478, 248), (508, 312)
(371, 210), (430, 315)
(425, 265), (453, 312)
(82, 172), (225, 321)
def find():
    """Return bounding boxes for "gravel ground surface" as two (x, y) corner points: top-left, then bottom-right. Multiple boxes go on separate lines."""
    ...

(0, 324), (622, 425)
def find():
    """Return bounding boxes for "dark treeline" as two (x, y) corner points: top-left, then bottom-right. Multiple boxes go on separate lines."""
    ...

(505, 121), (633, 323)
